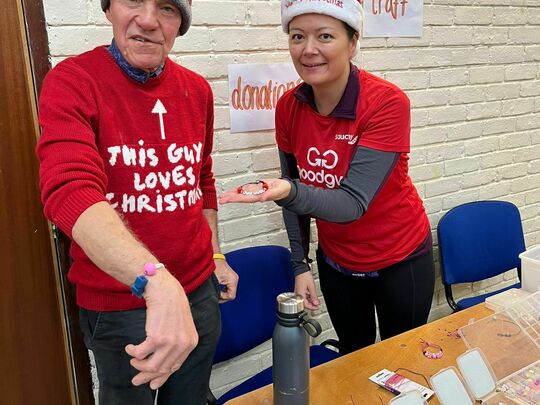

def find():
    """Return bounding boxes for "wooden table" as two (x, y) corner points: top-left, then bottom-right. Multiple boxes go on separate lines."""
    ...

(226, 304), (494, 405)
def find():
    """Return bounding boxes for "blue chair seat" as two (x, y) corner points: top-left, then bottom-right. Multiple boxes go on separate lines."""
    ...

(216, 345), (340, 405)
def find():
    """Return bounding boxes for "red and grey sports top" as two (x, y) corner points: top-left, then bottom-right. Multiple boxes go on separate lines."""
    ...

(275, 65), (431, 275)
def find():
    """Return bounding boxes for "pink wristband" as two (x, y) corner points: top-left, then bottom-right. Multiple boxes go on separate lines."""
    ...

(144, 262), (165, 276)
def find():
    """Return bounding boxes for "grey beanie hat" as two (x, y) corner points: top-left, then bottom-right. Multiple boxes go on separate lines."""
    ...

(101, 0), (192, 36)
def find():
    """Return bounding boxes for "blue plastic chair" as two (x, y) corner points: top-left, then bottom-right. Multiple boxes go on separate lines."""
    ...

(437, 200), (525, 312)
(208, 245), (342, 405)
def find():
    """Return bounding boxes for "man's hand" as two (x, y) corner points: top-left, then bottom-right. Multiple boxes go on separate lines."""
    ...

(125, 270), (198, 390)
(295, 272), (320, 310)
(214, 259), (239, 303)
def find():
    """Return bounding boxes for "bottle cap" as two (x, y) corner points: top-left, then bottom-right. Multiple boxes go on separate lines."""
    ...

(276, 292), (304, 314)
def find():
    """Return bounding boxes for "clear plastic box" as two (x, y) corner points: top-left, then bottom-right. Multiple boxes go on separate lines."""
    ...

(482, 392), (522, 405)
(458, 291), (540, 404)
(430, 348), (499, 405)
(430, 366), (475, 405)
(519, 245), (540, 293)
(485, 288), (530, 312)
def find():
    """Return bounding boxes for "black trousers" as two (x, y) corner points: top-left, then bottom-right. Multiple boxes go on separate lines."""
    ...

(317, 248), (435, 354)
(79, 275), (221, 405)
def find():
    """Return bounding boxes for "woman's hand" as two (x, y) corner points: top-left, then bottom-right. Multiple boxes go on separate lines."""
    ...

(218, 178), (292, 204)
(295, 272), (320, 310)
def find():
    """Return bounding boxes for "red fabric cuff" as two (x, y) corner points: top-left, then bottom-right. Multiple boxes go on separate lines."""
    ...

(202, 192), (218, 210)
(52, 188), (107, 238)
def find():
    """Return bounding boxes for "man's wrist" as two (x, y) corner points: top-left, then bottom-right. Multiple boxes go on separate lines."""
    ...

(213, 253), (226, 260)
(131, 262), (165, 298)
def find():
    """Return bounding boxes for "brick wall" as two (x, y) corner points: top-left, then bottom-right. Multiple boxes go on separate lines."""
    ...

(42, 0), (540, 399)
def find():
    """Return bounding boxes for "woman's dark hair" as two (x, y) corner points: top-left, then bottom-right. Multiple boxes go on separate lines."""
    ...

(343, 22), (359, 40)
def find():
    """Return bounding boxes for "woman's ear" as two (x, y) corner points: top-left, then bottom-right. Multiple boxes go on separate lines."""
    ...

(350, 33), (359, 59)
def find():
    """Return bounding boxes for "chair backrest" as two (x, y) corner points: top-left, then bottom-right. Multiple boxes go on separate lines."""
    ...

(213, 245), (295, 364)
(437, 200), (526, 285)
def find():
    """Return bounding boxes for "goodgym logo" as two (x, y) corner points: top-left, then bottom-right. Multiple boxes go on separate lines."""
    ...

(306, 147), (338, 169)
(301, 147), (343, 188)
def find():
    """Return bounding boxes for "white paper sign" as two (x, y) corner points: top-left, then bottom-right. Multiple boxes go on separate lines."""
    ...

(363, 0), (423, 38)
(228, 63), (301, 133)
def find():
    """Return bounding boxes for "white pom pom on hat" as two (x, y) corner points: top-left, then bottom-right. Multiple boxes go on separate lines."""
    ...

(281, 0), (363, 34)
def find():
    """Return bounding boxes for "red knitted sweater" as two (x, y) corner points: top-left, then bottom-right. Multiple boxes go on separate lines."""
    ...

(37, 46), (217, 311)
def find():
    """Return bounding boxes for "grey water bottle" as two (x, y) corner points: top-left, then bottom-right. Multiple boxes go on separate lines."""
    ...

(272, 292), (322, 405)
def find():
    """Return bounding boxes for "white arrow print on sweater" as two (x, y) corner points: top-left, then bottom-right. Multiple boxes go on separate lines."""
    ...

(152, 99), (167, 140)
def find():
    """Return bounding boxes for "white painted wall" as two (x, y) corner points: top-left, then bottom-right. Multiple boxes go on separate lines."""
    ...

(41, 0), (540, 399)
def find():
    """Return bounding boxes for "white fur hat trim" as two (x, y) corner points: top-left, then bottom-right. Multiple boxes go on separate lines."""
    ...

(281, 0), (362, 33)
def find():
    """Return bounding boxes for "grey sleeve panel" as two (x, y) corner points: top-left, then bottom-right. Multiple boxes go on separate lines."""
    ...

(280, 150), (300, 179)
(277, 146), (399, 223)
(282, 208), (311, 276)
(279, 150), (311, 276)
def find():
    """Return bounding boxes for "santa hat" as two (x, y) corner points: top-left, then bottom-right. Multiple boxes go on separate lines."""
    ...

(101, 0), (192, 36)
(281, 0), (363, 34)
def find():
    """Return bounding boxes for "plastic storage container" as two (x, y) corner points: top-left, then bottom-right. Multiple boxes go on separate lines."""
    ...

(457, 291), (540, 404)
(519, 245), (540, 293)
(430, 366), (475, 405)
(430, 349), (498, 405)
(485, 288), (530, 311)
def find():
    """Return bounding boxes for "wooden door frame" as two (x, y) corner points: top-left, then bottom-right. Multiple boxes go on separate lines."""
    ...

(1, 0), (75, 402)
(20, 0), (94, 403)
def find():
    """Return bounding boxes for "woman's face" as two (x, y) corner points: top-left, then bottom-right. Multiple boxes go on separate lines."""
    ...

(288, 13), (357, 91)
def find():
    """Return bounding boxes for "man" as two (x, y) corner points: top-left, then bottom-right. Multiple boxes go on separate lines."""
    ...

(36, 0), (238, 404)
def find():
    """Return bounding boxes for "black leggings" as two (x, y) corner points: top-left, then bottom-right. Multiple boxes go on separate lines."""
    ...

(317, 248), (435, 354)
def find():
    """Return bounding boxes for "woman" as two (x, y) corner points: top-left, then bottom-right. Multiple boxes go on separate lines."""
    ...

(220, 0), (435, 353)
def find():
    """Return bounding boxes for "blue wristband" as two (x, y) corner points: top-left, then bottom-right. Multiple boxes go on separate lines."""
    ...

(131, 275), (148, 299)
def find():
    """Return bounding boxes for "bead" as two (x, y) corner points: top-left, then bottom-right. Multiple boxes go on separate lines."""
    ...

(144, 263), (157, 276)
(420, 338), (443, 359)
(144, 262), (164, 276)
(237, 180), (269, 196)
